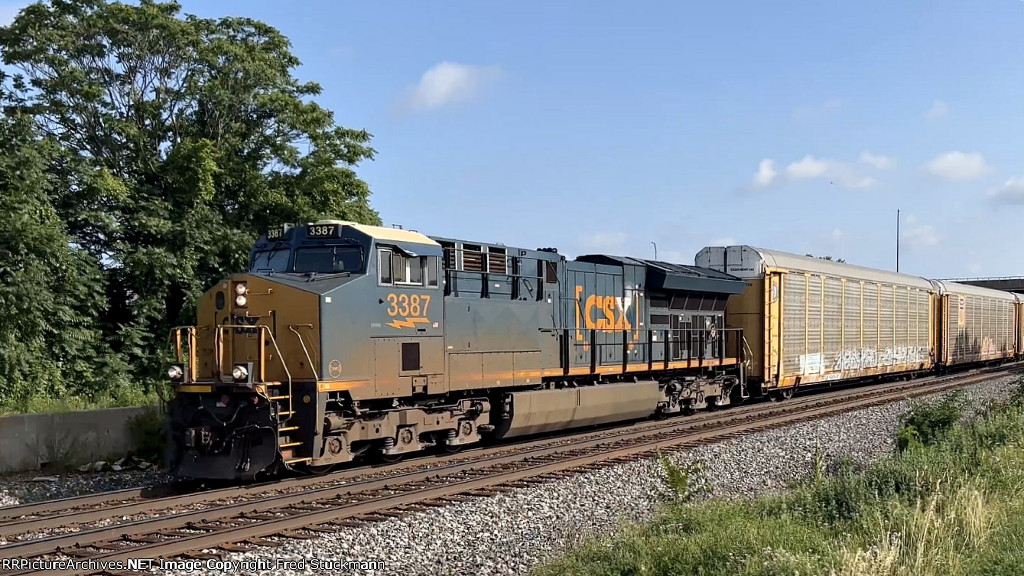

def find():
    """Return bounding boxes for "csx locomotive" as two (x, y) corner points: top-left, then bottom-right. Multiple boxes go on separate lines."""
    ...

(166, 221), (1022, 479)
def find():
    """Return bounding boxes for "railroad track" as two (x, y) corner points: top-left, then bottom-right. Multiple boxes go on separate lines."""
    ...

(0, 365), (1017, 576)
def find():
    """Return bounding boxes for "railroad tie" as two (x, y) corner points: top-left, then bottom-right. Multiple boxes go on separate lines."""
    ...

(242, 537), (282, 547)
(276, 530), (318, 540)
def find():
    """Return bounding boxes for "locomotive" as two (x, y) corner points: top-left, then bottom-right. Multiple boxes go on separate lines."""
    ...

(167, 221), (748, 479)
(167, 220), (1022, 480)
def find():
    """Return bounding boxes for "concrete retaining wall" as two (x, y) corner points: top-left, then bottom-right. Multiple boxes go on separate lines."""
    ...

(0, 407), (154, 473)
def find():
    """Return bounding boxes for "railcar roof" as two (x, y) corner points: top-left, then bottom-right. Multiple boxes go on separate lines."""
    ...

(930, 279), (1020, 301)
(703, 245), (935, 290)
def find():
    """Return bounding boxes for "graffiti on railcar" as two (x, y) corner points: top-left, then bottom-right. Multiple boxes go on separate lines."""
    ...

(798, 346), (930, 376)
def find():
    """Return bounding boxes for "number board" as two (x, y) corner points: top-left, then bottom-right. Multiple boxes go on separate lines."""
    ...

(306, 224), (340, 239)
(266, 228), (284, 240)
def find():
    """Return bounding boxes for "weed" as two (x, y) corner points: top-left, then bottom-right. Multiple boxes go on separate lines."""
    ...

(659, 454), (708, 502)
(897, 392), (965, 452)
(1009, 376), (1024, 407)
(127, 406), (167, 465)
(39, 428), (83, 472)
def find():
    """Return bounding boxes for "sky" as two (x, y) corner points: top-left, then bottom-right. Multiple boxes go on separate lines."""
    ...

(3, 0), (1024, 279)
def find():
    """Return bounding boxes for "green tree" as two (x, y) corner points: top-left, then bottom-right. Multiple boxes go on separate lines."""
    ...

(0, 84), (127, 409)
(805, 253), (846, 263)
(0, 0), (379, 386)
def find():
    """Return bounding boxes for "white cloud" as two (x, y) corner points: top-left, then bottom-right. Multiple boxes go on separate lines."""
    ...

(831, 228), (843, 240)
(751, 154), (877, 190)
(578, 231), (628, 254)
(902, 221), (941, 247)
(987, 176), (1024, 204)
(0, 1), (29, 25)
(710, 237), (737, 246)
(858, 151), (896, 170)
(925, 99), (950, 120)
(401, 61), (501, 113)
(925, 151), (991, 180)
(785, 155), (830, 180)
(752, 159), (777, 187)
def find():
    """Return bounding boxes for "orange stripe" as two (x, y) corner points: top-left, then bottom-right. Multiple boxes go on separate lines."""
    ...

(317, 380), (371, 392)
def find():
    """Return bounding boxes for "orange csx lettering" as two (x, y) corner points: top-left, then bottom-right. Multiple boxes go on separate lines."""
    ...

(574, 286), (632, 341)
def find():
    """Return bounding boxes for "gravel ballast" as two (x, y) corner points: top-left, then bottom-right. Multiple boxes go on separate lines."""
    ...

(141, 375), (1019, 576)
(0, 469), (171, 509)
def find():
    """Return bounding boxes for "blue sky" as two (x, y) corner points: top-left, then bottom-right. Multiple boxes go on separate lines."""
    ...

(4, 0), (1023, 278)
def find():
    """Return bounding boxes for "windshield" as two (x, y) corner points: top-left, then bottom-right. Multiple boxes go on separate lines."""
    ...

(250, 249), (291, 273)
(294, 246), (363, 274)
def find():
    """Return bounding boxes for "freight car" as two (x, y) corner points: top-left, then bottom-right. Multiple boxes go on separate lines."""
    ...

(166, 221), (749, 479)
(696, 246), (1020, 399)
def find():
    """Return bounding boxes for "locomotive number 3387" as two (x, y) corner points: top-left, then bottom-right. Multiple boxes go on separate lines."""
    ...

(386, 293), (431, 317)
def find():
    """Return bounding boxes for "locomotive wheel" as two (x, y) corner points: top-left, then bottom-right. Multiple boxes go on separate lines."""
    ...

(305, 463), (336, 475)
(379, 452), (404, 464)
(441, 443), (464, 454)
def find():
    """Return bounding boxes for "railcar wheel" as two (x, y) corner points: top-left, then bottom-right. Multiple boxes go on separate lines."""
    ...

(379, 452), (404, 464)
(768, 388), (794, 402)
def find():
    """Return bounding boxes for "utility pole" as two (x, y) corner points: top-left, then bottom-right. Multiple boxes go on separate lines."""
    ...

(651, 242), (658, 260)
(896, 209), (900, 273)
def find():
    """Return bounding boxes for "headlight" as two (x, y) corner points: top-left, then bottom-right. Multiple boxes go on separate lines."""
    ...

(168, 365), (184, 381)
(235, 294), (247, 307)
(231, 365), (249, 381)
(234, 283), (247, 295)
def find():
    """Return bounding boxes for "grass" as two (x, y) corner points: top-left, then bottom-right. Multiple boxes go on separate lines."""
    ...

(0, 385), (167, 415)
(535, 380), (1024, 576)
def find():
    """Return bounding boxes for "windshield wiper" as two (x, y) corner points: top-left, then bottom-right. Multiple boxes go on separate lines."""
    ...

(303, 271), (352, 281)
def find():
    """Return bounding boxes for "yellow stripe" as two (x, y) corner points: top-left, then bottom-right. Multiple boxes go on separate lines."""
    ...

(178, 385), (212, 393)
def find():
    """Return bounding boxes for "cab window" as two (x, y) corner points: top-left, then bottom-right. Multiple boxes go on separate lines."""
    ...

(294, 246), (363, 273)
(379, 249), (439, 288)
(379, 250), (393, 284)
(251, 249), (291, 273)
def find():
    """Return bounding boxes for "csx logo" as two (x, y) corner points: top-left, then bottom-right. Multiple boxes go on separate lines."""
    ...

(574, 286), (634, 338)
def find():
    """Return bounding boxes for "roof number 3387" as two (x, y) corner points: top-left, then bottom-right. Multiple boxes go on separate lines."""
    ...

(308, 225), (336, 237)
(386, 293), (430, 317)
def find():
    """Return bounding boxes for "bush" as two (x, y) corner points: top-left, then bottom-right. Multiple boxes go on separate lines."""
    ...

(896, 392), (966, 452)
(127, 405), (167, 465)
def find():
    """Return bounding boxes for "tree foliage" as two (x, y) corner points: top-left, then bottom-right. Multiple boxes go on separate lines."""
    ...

(805, 253), (847, 263)
(0, 91), (126, 408)
(0, 0), (378, 408)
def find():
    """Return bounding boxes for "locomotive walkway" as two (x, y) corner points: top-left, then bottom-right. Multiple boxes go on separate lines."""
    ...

(0, 365), (1019, 576)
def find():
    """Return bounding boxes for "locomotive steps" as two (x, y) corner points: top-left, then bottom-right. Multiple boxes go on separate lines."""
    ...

(0, 364), (1017, 576)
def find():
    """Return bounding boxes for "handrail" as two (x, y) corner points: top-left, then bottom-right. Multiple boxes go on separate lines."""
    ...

(171, 324), (296, 423)
(566, 326), (744, 374)
(168, 326), (197, 383)
(216, 324), (296, 425)
(289, 324), (321, 382)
